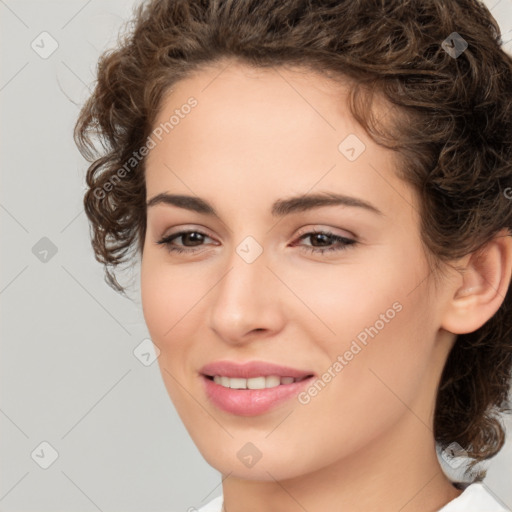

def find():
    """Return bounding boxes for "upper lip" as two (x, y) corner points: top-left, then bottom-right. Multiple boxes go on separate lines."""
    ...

(200, 360), (315, 379)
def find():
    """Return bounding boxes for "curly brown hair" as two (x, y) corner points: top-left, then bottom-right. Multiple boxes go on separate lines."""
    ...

(75, 0), (512, 477)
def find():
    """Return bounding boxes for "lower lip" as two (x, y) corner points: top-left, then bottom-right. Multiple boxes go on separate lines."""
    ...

(201, 375), (315, 416)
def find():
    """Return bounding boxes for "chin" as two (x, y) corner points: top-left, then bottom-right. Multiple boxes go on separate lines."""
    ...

(199, 445), (314, 482)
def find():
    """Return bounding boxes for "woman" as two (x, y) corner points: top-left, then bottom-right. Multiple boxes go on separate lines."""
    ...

(75, 0), (512, 510)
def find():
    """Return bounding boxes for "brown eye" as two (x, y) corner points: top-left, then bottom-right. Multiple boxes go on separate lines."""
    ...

(156, 230), (214, 253)
(294, 231), (357, 254)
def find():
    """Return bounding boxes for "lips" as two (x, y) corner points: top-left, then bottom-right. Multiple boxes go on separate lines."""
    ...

(199, 360), (317, 415)
(200, 360), (315, 379)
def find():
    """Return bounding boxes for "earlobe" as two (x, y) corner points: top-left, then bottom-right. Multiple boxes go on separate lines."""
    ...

(441, 229), (512, 335)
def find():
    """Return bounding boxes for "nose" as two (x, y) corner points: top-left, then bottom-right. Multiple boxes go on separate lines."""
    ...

(208, 243), (286, 345)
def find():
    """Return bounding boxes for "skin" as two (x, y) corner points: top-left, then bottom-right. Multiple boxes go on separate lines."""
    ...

(140, 60), (512, 512)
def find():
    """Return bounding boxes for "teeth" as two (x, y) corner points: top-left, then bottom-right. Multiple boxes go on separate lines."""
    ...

(212, 375), (300, 389)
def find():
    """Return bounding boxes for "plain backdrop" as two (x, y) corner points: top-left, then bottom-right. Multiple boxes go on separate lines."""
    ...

(1, 1), (512, 510)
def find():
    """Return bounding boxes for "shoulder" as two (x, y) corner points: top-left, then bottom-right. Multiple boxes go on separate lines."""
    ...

(438, 483), (510, 512)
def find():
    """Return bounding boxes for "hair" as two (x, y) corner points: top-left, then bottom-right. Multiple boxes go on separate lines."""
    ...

(75, 0), (512, 478)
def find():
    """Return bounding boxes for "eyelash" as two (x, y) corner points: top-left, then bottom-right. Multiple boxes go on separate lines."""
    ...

(156, 229), (357, 255)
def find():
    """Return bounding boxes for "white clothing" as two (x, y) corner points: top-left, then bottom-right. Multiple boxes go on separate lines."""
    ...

(438, 483), (509, 511)
(196, 494), (223, 512)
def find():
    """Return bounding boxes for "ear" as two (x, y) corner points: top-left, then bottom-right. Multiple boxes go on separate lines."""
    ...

(441, 229), (512, 335)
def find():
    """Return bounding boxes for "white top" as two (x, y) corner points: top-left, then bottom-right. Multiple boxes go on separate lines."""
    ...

(438, 483), (509, 511)
(196, 483), (510, 512)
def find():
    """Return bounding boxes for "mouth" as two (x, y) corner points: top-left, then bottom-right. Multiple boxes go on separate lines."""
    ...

(200, 362), (317, 416)
(202, 374), (314, 390)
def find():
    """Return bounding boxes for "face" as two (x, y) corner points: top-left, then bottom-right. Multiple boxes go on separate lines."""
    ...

(140, 61), (454, 481)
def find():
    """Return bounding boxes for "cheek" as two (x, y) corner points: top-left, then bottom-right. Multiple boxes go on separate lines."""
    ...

(289, 248), (436, 420)
(140, 259), (170, 340)
(141, 251), (202, 337)
(140, 257), (206, 410)
(316, 277), (435, 427)
(281, 245), (428, 343)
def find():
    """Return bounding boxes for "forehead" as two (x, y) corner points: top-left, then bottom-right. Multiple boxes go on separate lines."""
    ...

(153, 61), (356, 137)
(144, 61), (415, 222)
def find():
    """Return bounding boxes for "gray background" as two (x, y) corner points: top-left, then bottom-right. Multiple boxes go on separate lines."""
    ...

(1, 1), (511, 510)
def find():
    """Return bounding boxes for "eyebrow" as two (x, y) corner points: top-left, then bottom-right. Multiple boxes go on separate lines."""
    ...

(146, 192), (383, 217)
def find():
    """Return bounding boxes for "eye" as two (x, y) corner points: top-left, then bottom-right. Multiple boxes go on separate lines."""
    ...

(156, 230), (216, 254)
(292, 229), (357, 254)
